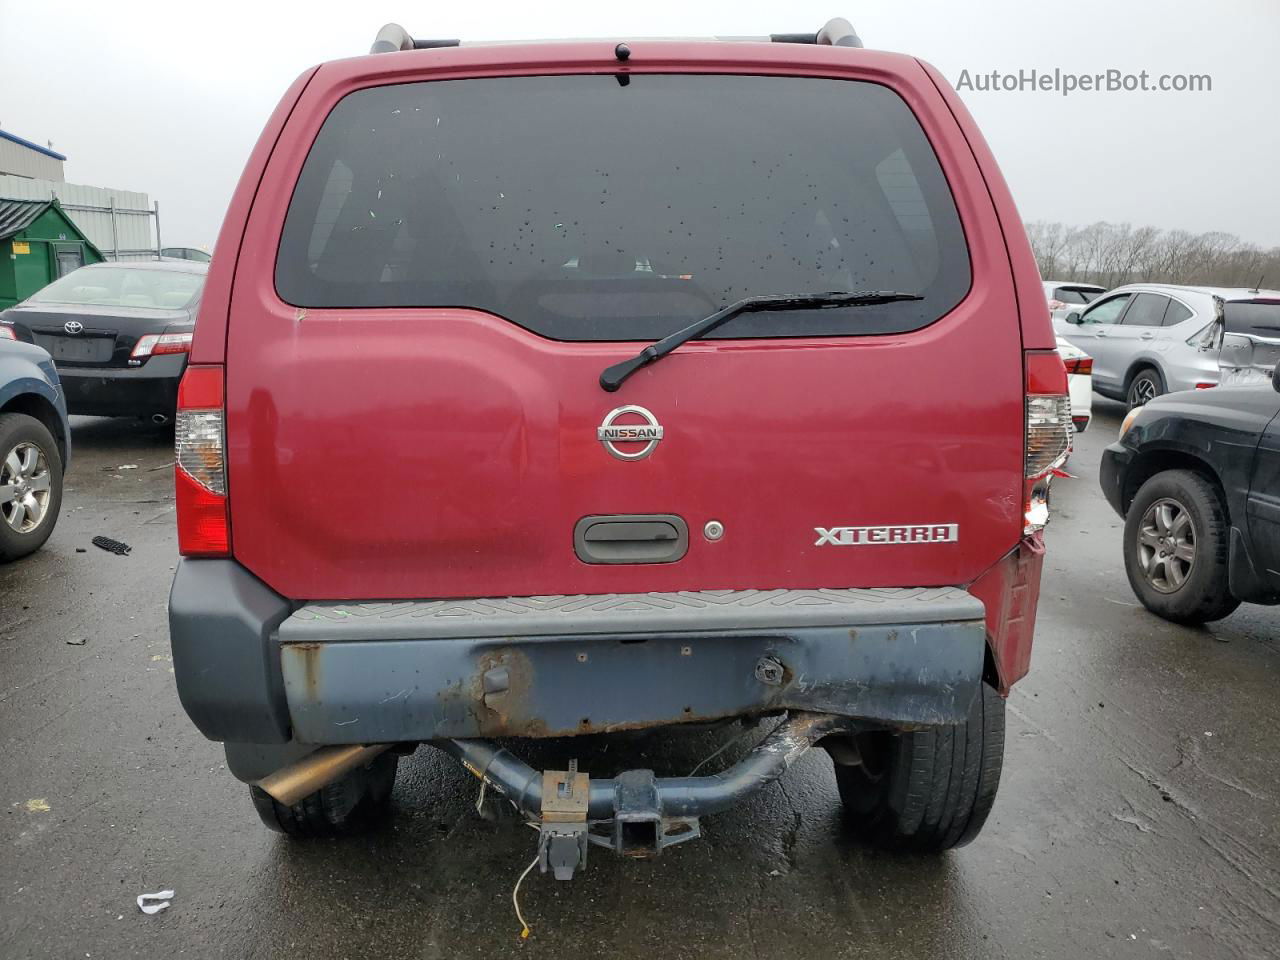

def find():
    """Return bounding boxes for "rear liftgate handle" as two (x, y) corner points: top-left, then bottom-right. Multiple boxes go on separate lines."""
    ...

(573, 515), (689, 565)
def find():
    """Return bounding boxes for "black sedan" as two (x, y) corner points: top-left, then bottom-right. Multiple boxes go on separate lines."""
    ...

(1101, 363), (1280, 623)
(0, 261), (206, 422)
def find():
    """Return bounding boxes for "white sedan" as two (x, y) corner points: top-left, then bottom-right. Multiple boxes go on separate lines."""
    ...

(1057, 337), (1093, 434)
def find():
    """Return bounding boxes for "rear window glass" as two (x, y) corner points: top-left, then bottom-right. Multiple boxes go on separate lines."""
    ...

(1224, 300), (1280, 338)
(1053, 286), (1102, 304)
(276, 75), (971, 341)
(28, 267), (204, 309)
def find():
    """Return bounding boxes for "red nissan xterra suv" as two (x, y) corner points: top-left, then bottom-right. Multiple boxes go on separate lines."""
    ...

(168, 18), (1070, 875)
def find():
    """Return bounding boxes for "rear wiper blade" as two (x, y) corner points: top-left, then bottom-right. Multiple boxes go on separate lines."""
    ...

(599, 290), (923, 392)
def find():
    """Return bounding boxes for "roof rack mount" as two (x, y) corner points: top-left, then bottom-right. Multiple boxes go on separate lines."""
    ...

(368, 16), (862, 55)
(774, 17), (863, 47)
(369, 23), (458, 54)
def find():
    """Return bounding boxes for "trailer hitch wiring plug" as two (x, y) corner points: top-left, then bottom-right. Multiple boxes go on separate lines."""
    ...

(539, 760), (590, 880)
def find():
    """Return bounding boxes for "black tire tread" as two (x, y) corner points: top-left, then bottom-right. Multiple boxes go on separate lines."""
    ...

(0, 412), (64, 562)
(1126, 366), (1165, 409)
(834, 683), (1005, 852)
(1123, 469), (1240, 624)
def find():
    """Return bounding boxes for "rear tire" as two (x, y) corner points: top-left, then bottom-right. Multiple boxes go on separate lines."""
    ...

(1123, 470), (1240, 624)
(250, 752), (399, 837)
(1126, 367), (1164, 409)
(834, 682), (1004, 851)
(0, 413), (64, 562)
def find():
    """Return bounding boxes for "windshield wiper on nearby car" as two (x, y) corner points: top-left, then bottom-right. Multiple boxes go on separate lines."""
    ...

(598, 290), (924, 392)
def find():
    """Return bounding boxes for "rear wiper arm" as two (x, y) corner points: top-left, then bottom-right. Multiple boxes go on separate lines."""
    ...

(599, 290), (923, 392)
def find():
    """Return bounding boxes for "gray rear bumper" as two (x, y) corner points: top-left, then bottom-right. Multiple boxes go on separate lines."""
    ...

(169, 560), (987, 757)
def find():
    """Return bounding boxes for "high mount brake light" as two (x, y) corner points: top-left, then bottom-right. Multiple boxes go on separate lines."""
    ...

(1024, 350), (1072, 536)
(175, 365), (229, 555)
(132, 332), (193, 359)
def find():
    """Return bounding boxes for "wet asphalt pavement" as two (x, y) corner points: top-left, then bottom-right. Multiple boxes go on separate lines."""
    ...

(2, 403), (1278, 960)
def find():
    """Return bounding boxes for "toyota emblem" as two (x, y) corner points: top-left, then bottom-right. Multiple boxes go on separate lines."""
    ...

(63, 320), (84, 335)
(597, 405), (663, 461)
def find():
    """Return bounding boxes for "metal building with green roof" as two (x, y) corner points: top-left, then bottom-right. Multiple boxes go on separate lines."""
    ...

(0, 197), (104, 309)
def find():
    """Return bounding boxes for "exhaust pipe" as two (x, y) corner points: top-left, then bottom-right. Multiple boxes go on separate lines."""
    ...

(255, 744), (392, 806)
(151, 413), (170, 425)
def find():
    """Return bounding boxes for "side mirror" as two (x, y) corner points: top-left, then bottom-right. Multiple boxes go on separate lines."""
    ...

(1273, 361), (1280, 394)
(1065, 312), (1082, 325)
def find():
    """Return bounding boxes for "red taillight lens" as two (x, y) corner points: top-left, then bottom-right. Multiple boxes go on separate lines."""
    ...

(1047, 298), (1067, 310)
(175, 365), (229, 556)
(1062, 356), (1093, 376)
(1195, 382), (1217, 390)
(132, 332), (193, 359)
(1024, 350), (1072, 535)
(0, 325), (15, 340)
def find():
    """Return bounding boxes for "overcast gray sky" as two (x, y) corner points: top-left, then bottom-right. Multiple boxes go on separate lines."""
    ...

(1, 0), (1276, 249)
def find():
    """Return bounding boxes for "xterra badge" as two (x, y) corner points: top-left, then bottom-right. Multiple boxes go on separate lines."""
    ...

(597, 405), (663, 460)
(815, 524), (959, 546)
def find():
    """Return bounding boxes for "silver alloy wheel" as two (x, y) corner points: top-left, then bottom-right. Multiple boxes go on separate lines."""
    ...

(1129, 374), (1158, 406)
(1136, 497), (1195, 594)
(0, 441), (52, 534)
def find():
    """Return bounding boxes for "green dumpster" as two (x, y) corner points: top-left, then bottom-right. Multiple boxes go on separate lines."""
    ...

(0, 198), (104, 310)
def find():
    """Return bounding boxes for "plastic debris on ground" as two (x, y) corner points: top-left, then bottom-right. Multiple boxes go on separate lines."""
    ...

(91, 536), (131, 556)
(136, 891), (174, 915)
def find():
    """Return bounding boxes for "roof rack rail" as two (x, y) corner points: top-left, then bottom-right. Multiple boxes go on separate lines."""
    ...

(368, 17), (860, 55)
(370, 23), (459, 55)
(772, 17), (863, 48)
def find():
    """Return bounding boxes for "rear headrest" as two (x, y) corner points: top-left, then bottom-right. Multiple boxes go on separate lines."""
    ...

(577, 251), (637, 276)
(69, 285), (111, 301)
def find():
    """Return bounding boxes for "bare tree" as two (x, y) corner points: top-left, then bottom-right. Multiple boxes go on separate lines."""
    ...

(1026, 220), (1278, 290)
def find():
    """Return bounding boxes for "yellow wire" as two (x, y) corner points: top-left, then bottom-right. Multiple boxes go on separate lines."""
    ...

(512, 854), (539, 938)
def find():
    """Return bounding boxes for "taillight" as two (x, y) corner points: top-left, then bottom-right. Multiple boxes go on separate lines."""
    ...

(1194, 382), (1216, 390)
(0, 325), (15, 340)
(175, 365), (229, 556)
(1047, 298), (1067, 311)
(1062, 356), (1093, 376)
(132, 332), (193, 359)
(1024, 350), (1072, 536)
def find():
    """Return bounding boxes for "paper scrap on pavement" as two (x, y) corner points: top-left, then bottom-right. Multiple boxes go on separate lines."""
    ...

(136, 891), (174, 915)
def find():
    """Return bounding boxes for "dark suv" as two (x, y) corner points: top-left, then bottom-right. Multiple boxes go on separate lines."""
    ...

(1101, 363), (1280, 622)
(167, 19), (1071, 874)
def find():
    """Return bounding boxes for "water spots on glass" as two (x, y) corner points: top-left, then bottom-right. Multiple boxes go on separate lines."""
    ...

(278, 75), (968, 338)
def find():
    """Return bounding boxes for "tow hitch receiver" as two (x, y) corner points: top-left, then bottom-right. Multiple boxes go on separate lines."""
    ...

(441, 711), (843, 880)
